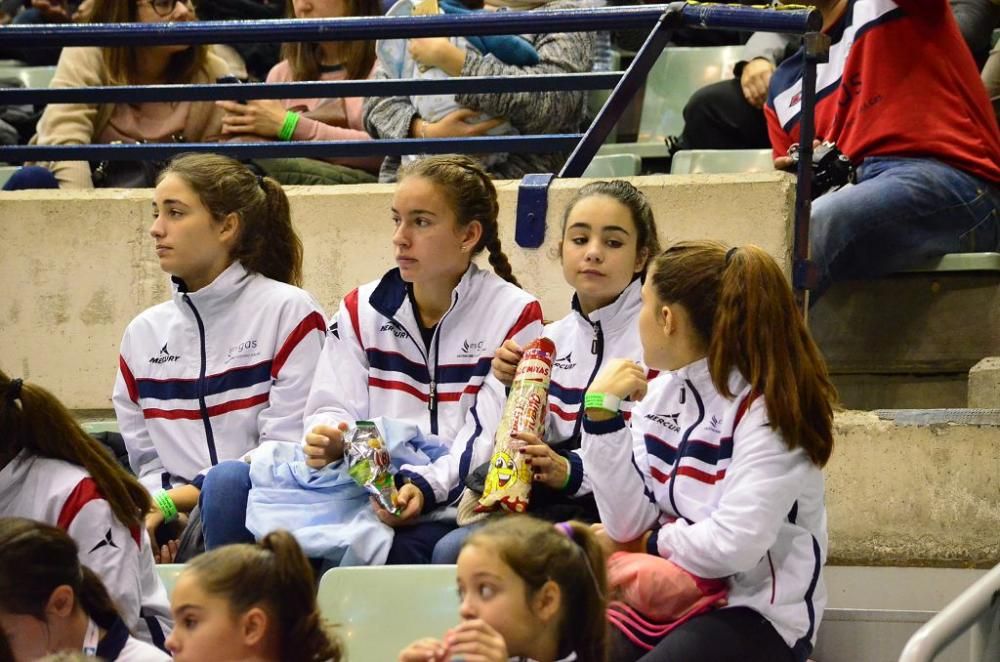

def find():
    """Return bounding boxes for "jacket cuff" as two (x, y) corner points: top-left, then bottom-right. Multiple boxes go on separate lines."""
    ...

(645, 523), (662, 556)
(559, 449), (585, 494)
(582, 413), (626, 436)
(399, 469), (437, 514)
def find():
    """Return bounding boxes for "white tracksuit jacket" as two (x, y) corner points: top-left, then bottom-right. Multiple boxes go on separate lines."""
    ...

(304, 263), (543, 511)
(0, 452), (173, 648)
(581, 358), (828, 657)
(113, 262), (326, 492)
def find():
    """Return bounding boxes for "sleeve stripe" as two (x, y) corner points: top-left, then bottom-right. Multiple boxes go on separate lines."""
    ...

(271, 311), (326, 378)
(119, 355), (138, 403)
(505, 300), (543, 340)
(344, 289), (364, 349)
(57, 478), (142, 549)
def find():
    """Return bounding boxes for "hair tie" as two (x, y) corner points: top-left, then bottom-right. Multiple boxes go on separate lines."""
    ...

(725, 246), (739, 266)
(553, 521), (605, 601)
(5, 378), (23, 404)
(554, 521), (574, 540)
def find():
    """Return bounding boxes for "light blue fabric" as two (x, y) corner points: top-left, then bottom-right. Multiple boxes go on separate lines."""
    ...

(245, 417), (448, 566)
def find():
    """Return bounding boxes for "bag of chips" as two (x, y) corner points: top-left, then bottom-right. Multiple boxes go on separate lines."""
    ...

(345, 420), (400, 515)
(476, 337), (556, 514)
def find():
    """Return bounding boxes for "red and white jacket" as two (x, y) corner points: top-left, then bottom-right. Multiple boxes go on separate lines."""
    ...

(304, 263), (543, 510)
(113, 261), (326, 492)
(582, 359), (828, 657)
(0, 452), (173, 648)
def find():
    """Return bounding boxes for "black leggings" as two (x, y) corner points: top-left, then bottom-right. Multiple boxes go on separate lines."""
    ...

(610, 607), (798, 662)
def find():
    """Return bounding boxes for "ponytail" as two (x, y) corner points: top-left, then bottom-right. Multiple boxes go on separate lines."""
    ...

(0, 372), (150, 529)
(649, 241), (836, 467)
(186, 530), (342, 662)
(399, 155), (522, 287)
(159, 154), (304, 287)
(467, 516), (608, 662)
(0, 518), (121, 628)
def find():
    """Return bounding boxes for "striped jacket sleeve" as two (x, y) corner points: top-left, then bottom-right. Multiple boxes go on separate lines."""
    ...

(256, 301), (327, 446)
(113, 328), (165, 493)
(302, 290), (371, 436)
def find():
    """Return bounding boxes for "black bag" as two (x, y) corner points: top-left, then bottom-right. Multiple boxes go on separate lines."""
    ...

(89, 137), (179, 188)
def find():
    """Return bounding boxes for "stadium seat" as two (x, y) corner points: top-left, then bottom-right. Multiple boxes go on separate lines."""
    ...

(0, 166), (18, 188)
(317, 565), (459, 659)
(155, 563), (186, 599)
(80, 419), (120, 435)
(583, 153), (641, 178)
(0, 65), (57, 89)
(599, 45), (743, 160)
(669, 148), (775, 175)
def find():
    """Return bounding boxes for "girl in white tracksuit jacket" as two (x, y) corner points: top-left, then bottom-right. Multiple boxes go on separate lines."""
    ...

(429, 180), (663, 563)
(581, 241), (836, 662)
(0, 518), (169, 661)
(0, 371), (172, 650)
(112, 154), (326, 558)
(203, 155), (543, 563)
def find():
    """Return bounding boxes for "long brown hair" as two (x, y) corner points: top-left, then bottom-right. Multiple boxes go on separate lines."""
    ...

(0, 372), (150, 529)
(281, 0), (379, 81)
(649, 240), (836, 466)
(0, 518), (122, 628)
(466, 516), (608, 662)
(398, 155), (521, 287)
(558, 179), (662, 277)
(184, 530), (341, 661)
(88, 0), (209, 85)
(159, 153), (304, 286)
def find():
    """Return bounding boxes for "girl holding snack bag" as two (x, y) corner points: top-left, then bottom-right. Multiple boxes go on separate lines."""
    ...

(431, 179), (661, 562)
(204, 155), (543, 565)
(399, 516), (607, 662)
(581, 241), (835, 661)
(166, 530), (341, 661)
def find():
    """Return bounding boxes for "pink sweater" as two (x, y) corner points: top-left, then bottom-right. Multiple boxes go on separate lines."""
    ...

(267, 61), (381, 173)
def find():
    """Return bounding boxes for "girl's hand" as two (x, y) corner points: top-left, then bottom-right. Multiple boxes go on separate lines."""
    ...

(372, 483), (424, 527)
(515, 432), (571, 489)
(491, 339), (523, 386)
(303, 422), (349, 468)
(444, 619), (508, 662)
(424, 109), (504, 139)
(399, 638), (448, 662)
(217, 99), (289, 138)
(587, 359), (648, 403)
(408, 37), (466, 76)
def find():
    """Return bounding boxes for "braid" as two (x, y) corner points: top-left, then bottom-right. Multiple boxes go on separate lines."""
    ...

(486, 236), (521, 288)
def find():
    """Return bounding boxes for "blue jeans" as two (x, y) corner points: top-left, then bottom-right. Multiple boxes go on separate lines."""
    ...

(430, 522), (485, 564)
(199, 460), (255, 549)
(811, 157), (1000, 295)
(3, 166), (59, 190)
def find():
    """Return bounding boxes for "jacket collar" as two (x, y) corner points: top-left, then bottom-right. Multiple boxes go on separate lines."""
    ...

(171, 261), (252, 311)
(369, 263), (482, 323)
(570, 277), (642, 334)
(671, 356), (749, 397)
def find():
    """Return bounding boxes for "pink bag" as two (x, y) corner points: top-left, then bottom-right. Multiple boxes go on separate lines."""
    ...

(606, 551), (728, 651)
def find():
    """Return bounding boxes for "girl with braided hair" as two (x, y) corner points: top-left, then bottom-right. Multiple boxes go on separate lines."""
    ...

(203, 155), (543, 565)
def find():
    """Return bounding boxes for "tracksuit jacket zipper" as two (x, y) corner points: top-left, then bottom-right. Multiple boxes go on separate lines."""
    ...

(182, 294), (219, 467)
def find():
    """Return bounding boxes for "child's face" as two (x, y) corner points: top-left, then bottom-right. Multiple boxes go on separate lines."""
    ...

(561, 195), (646, 314)
(166, 572), (257, 662)
(455, 543), (549, 657)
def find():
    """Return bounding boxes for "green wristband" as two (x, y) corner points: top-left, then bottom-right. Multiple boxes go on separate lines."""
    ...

(278, 111), (300, 141)
(584, 391), (621, 413)
(559, 456), (572, 491)
(152, 489), (178, 523)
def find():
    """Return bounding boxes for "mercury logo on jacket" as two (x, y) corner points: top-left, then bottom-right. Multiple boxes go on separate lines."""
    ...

(113, 261), (327, 492)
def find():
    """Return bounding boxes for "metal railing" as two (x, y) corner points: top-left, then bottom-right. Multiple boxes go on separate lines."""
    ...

(899, 562), (1000, 662)
(0, 2), (824, 304)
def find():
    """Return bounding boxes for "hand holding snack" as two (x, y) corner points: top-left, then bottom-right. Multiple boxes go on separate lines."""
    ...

(345, 421), (401, 515)
(398, 638), (448, 662)
(515, 432), (571, 489)
(303, 422), (348, 468)
(372, 483), (423, 528)
(490, 338), (524, 387)
(443, 619), (509, 662)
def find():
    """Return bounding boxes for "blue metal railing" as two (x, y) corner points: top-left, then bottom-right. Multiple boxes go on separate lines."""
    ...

(0, 2), (824, 305)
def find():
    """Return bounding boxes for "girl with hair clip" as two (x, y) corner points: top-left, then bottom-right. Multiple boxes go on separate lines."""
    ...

(112, 153), (327, 562)
(581, 241), (836, 662)
(216, 0), (385, 185)
(431, 179), (662, 563)
(399, 515), (607, 662)
(0, 518), (169, 661)
(0, 373), (173, 649)
(202, 155), (543, 563)
(165, 530), (341, 661)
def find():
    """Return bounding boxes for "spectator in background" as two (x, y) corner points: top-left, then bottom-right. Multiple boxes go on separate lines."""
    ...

(3, 0), (231, 190)
(194, 0), (284, 82)
(767, 0), (1000, 294)
(216, 0), (383, 185)
(363, 0), (595, 181)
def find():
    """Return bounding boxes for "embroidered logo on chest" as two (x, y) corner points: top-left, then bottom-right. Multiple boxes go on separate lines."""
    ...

(379, 321), (407, 338)
(458, 339), (486, 359)
(225, 338), (260, 364)
(645, 412), (680, 433)
(148, 343), (181, 364)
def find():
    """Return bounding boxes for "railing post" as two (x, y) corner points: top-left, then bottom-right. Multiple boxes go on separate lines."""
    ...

(792, 30), (831, 314)
(559, 1), (685, 178)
